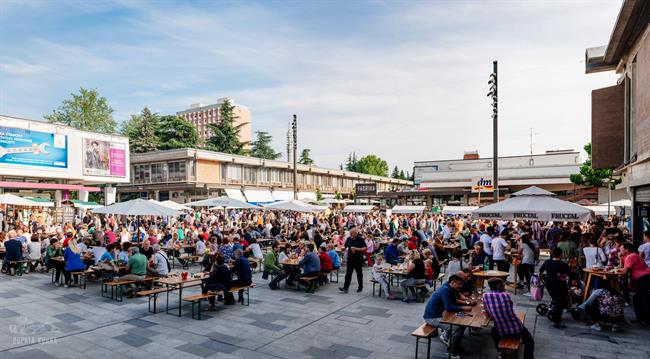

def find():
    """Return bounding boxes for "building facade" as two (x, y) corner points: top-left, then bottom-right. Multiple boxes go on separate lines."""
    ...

(585, 0), (650, 245)
(176, 97), (252, 145)
(404, 150), (585, 206)
(117, 148), (412, 203)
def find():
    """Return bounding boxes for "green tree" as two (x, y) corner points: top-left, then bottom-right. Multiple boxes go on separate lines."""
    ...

(355, 155), (389, 177)
(298, 148), (314, 165)
(345, 152), (358, 172)
(399, 170), (405, 180)
(206, 99), (249, 155)
(570, 142), (621, 188)
(391, 166), (400, 179)
(315, 188), (323, 201)
(335, 191), (342, 200)
(122, 107), (159, 153)
(45, 87), (116, 133)
(251, 131), (281, 160)
(156, 115), (199, 150)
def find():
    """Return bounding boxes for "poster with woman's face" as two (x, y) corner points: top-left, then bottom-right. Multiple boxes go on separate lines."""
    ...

(83, 139), (110, 176)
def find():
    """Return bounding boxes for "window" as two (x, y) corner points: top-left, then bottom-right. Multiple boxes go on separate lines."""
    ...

(243, 166), (256, 183)
(258, 168), (268, 183)
(225, 164), (242, 182)
(133, 164), (150, 183)
(151, 163), (167, 183)
(168, 161), (186, 181)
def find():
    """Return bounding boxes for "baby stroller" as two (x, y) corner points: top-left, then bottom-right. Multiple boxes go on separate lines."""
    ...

(535, 273), (581, 322)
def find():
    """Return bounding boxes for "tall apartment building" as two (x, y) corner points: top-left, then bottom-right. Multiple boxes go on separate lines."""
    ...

(176, 97), (252, 145)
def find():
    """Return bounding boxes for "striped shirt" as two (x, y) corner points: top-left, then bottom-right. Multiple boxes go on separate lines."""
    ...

(482, 291), (523, 335)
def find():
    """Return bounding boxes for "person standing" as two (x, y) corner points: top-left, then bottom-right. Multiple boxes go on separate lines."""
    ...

(480, 226), (495, 269)
(339, 228), (367, 293)
(491, 231), (510, 273)
(539, 248), (570, 328)
(618, 242), (650, 326)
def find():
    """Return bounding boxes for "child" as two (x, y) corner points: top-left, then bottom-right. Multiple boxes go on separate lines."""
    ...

(372, 255), (395, 300)
(365, 236), (375, 266)
(424, 259), (434, 286)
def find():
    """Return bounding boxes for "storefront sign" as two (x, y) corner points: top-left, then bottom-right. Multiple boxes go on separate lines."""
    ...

(471, 176), (494, 193)
(83, 139), (126, 177)
(355, 183), (377, 197)
(0, 126), (67, 169)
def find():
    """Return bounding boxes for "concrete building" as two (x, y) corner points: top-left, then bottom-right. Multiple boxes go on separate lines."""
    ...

(176, 98), (252, 145)
(585, 0), (650, 245)
(400, 150), (585, 206)
(117, 148), (412, 203)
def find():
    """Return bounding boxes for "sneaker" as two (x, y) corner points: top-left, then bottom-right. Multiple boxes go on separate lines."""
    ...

(611, 324), (620, 332)
(338, 287), (348, 293)
(590, 323), (602, 331)
(438, 330), (449, 346)
(64, 284), (69, 288)
(522, 292), (532, 297)
(448, 354), (461, 359)
(401, 298), (410, 304)
(54, 283), (62, 287)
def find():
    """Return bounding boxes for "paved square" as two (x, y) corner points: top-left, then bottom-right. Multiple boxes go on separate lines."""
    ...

(1, 266), (649, 359)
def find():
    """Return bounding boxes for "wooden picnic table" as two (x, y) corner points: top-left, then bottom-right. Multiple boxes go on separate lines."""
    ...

(582, 267), (626, 302)
(378, 266), (409, 290)
(440, 300), (491, 329)
(473, 270), (509, 292)
(156, 272), (207, 317)
(505, 250), (521, 294)
(281, 258), (300, 266)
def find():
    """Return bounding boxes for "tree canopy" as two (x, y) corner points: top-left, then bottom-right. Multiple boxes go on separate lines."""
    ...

(45, 87), (116, 133)
(251, 131), (281, 160)
(570, 142), (621, 188)
(121, 107), (159, 153)
(206, 99), (249, 155)
(356, 155), (389, 177)
(156, 115), (199, 150)
(298, 148), (314, 165)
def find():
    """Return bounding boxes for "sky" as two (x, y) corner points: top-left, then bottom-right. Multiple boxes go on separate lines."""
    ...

(0, 0), (623, 173)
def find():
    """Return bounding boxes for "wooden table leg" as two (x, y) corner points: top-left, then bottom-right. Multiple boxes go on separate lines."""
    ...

(582, 273), (593, 302)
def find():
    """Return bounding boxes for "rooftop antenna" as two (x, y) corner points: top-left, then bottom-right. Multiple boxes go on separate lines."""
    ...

(529, 128), (539, 155)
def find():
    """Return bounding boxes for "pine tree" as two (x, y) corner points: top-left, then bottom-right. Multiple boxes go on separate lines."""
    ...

(156, 115), (199, 150)
(251, 131), (281, 160)
(391, 166), (400, 178)
(298, 149), (314, 165)
(399, 170), (405, 179)
(206, 99), (249, 155)
(123, 107), (159, 153)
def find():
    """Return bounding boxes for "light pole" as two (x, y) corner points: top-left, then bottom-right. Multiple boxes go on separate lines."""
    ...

(488, 61), (499, 202)
(603, 177), (612, 218)
(292, 114), (298, 200)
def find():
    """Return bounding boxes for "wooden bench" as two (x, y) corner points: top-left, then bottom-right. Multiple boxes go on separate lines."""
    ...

(137, 287), (171, 313)
(178, 255), (202, 269)
(433, 272), (445, 290)
(69, 270), (89, 289)
(411, 323), (438, 359)
(8, 260), (29, 276)
(414, 283), (429, 303)
(248, 257), (262, 273)
(229, 284), (254, 306)
(370, 278), (383, 297)
(183, 291), (222, 320)
(329, 268), (340, 283)
(296, 276), (319, 293)
(498, 312), (526, 354)
(102, 276), (155, 302)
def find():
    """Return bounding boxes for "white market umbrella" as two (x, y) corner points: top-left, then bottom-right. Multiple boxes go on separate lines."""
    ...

(149, 199), (192, 211)
(93, 198), (180, 216)
(0, 193), (47, 207)
(601, 199), (631, 208)
(343, 205), (376, 213)
(582, 205), (609, 216)
(473, 186), (592, 222)
(185, 196), (260, 209)
(263, 199), (325, 213)
(442, 205), (478, 216)
(392, 205), (426, 214)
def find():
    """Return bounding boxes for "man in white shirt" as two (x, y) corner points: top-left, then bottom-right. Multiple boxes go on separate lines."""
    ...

(491, 232), (510, 273)
(639, 231), (650, 268)
(480, 226), (495, 269)
(442, 222), (453, 242)
(150, 245), (170, 277)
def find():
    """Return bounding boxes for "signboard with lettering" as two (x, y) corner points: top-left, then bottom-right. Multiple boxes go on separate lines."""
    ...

(355, 183), (377, 197)
(471, 176), (494, 193)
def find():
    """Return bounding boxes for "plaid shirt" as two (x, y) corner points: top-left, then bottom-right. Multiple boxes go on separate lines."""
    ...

(482, 291), (522, 335)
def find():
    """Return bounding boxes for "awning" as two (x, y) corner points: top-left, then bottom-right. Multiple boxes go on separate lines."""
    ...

(601, 199), (631, 208)
(263, 200), (325, 213)
(26, 197), (54, 207)
(272, 190), (294, 201)
(343, 205), (376, 213)
(244, 189), (274, 203)
(442, 206), (478, 215)
(297, 192), (317, 201)
(71, 200), (102, 209)
(149, 199), (192, 211)
(224, 188), (246, 202)
(0, 194), (52, 207)
(186, 196), (260, 209)
(93, 199), (180, 216)
(392, 205), (426, 214)
(582, 205), (610, 216)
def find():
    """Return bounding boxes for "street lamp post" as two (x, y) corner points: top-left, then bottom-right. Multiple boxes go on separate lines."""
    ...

(488, 61), (499, 202)
(292, 114), (298, 200)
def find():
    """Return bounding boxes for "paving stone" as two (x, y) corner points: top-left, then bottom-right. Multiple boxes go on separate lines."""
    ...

(53, 313), (84, 323)
(249, 320), (286, 331)
(0, 292), (16, 298)
(206, 331), (245, 344)
(9, 349), (58, 359)
(125, 318), (157, 328)
(280, 297), (308, 305)
(113, 333), (152, 347)
(0, 309), (20, 318)
(200, 339), (239, 353)
(175, 343), (214, 358)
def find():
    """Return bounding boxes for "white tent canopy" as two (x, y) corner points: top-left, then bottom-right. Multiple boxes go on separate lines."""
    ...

(343, 205), (376, 213)
(473, 186), (592, 222)
(0, 194), (50, 207)
(392, 205), (426, 214)
(601, 199), (632, 208)
(263, 200), (325, 213)
(271, 190), (294, 201)
(149, 199), (192, 211)
(93, 199), (180, 216)
(297, 191), (317, 201)
(323, 198), (346, 204)
(442, 205), (478, 215)
(243, 189), (274, 203)
(582, 205), (609, 216)
(185, 196), (260, 209)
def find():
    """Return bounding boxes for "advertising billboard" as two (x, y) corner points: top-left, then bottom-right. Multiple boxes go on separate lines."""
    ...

(0, 125), (68, 169)
(82, 139), (126, 177)
(471, 176), (494, 193)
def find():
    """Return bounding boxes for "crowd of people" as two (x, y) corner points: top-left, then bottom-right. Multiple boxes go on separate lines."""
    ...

(1, 206), (649, 358)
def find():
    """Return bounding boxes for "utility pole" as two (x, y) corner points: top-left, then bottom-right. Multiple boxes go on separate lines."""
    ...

(292, 114), (298, 200)
(286, 122), (292, 163)
(488, 61), (499, 202)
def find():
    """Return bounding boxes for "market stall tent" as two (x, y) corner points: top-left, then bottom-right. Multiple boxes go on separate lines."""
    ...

(442, 206), (478, 216)
(263, 200), (325, 213)
(391, 205), (426, 214)
(342, 205), (376, 213)
(93, 199), (180, 216)
(185, 196), (260, 209)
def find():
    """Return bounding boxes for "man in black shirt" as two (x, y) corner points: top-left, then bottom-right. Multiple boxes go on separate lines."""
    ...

(339, 228), (367, 293)
(539, 247), (571, 328)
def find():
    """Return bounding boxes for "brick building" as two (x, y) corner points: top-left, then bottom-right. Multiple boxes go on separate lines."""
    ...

(586, 0), (650, 244)
(176, 97), (252, 145)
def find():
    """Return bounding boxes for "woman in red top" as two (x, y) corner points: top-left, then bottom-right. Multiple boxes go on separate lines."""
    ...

(318, 246), (333, 285)
(619, 242), (650, 325)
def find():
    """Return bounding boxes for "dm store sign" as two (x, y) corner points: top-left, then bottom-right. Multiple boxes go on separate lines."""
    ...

(471, 177), (494, 193)
(0, 126), (68, 169)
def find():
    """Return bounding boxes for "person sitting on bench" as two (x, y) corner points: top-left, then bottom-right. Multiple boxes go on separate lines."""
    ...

(230, 249), (252, 303)
(578, 280), (623, 332)
(483, 278), (534, 359)
(202, 253), (232, 309)
(121, 246), (149, 297)
(1, 230), (23, 275)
